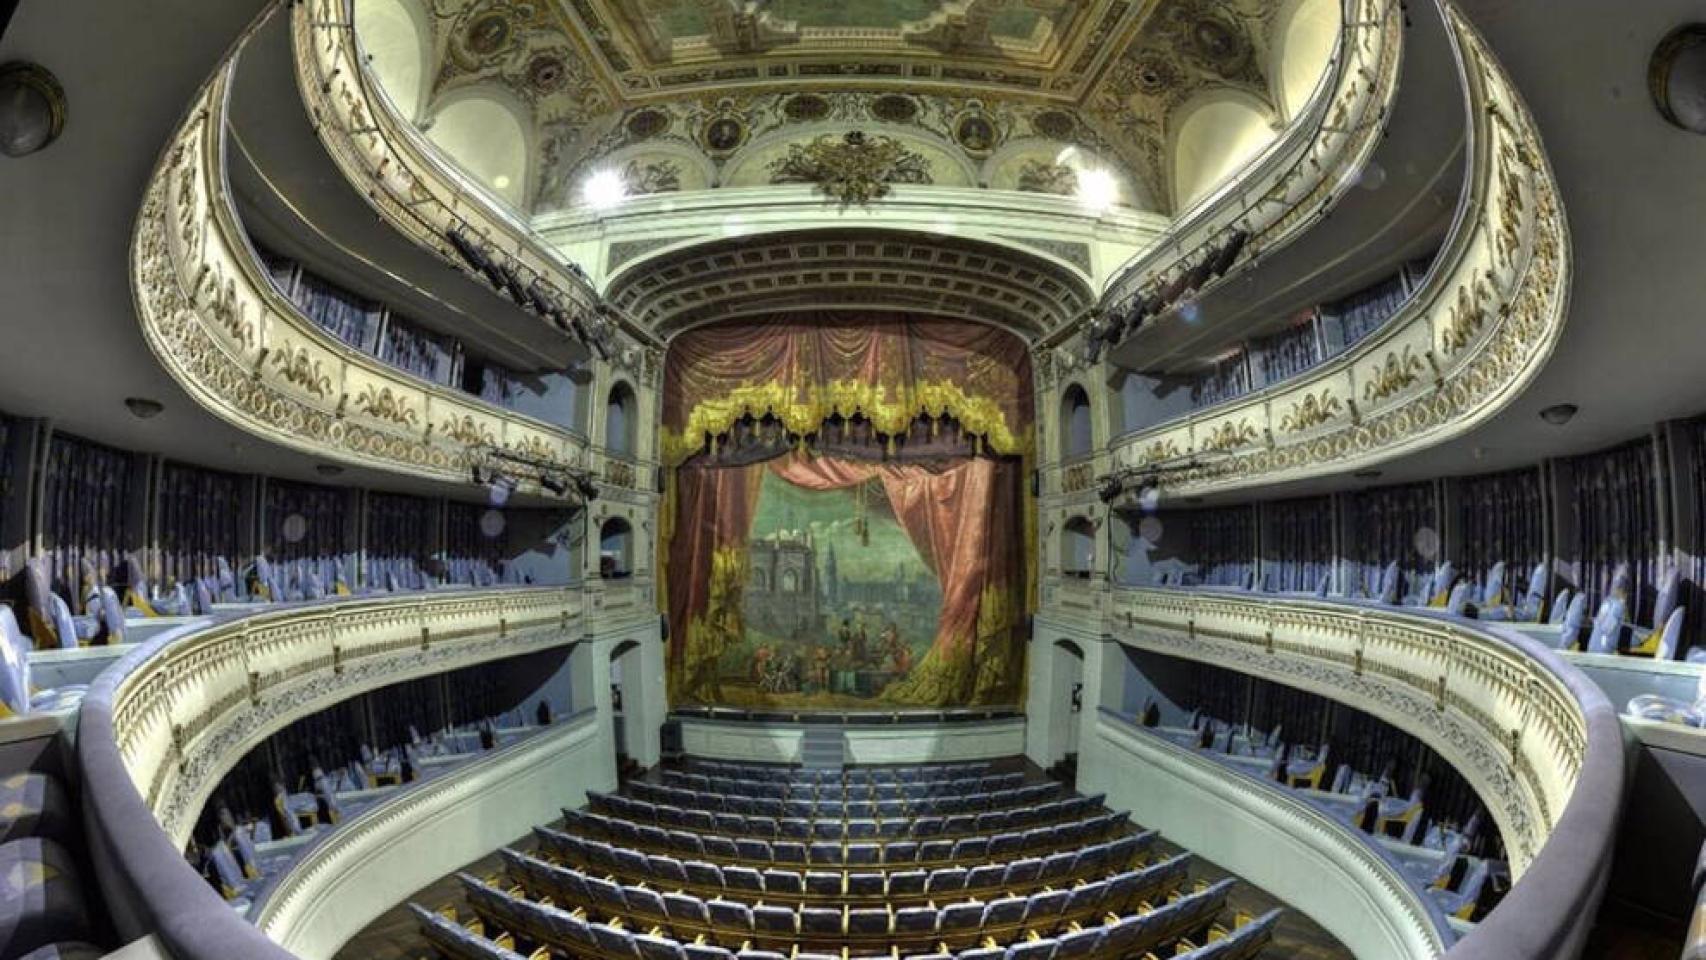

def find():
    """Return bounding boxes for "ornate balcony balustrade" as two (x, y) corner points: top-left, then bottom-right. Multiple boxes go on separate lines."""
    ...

(1094, 8), (1569, 497)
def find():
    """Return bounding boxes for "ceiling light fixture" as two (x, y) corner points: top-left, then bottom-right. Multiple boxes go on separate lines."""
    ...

(581, 169), (628, 211)
(1076, 168), (1119, 213)
(0, 63), (67, 158)
(123, 397), (164, 419)
(1539, 403), (1579, 426)
(492, 174), (512, 190)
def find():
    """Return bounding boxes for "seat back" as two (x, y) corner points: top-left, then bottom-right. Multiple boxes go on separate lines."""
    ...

(1558, 591), (1588, 648)
(1656, 606), (1687, 660)
(0, 607), (33, 717)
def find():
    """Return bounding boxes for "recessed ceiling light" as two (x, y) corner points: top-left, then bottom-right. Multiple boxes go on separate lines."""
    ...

(582, 169), (627, 211)
(315, 464), (345, 477)
(124, 397), (163, 419)
(1539, 403), (1579, 425)
(492, 174), (512, 190)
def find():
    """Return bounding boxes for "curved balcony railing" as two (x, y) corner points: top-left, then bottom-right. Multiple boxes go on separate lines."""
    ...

(1090, 6), (1569, 497)
(130, 59), (654, 492)
(1092, 0), (1403, 321)
(78, 587), (589, 960)
(1089, 586), (1623, 960)
(252, 706), (606, 957)
(1095, 709), (1453, 959)
(288, 0), (645, 355)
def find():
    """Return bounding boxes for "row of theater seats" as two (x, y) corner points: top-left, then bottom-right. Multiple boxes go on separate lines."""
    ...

(623, 778), (1067, 824)
(681, 761), (993, 785)
(564, 802), (1123, 869)
(0, 772), (104, 960)
(1150, 710), (1501, 922)
(1163, 559), (1696, 662)
(197, 715), (549, 914)
(659, 768), (1030, 797)
(411, 759), (1282, 960)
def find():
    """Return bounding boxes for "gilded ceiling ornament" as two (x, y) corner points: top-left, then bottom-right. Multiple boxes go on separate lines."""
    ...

(626, 109), (671, 140)
(701, 115), (747, 153)
(870, 94), (921, 124)
(953, 112), (999, 154)
(1031, 110), (1077, 139)
(783, 93), (832, 123)
(767, 131), (933, 209)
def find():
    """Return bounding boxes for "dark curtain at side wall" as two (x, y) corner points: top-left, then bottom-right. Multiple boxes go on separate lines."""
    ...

(446, 501), (507, 568)
(157, 461), (243, 586)
(1187, 507), (1255, 587)
(1342, 483), (1437, 597)
(367, 493), (436, 569)
(1453, 467), (1546, 587)
(41, 432), (138, 597)
(264, 480), (348, 564)
(1564, 438), (1660, 625)
(1260, 496), (1333, 593)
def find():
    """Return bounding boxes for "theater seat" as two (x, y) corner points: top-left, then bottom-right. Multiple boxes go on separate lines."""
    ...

(13, 942), (106, 960)
(0, 838), (93, 958)
(0, 773), (73, 846)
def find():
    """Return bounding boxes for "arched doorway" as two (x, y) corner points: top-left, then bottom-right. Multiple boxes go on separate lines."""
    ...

(609, 638), (643, 770)
(1048, 639), (1086, 782)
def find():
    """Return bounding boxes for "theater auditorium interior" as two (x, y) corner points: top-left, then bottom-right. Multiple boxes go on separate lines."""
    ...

(1, 0), (1705, 958)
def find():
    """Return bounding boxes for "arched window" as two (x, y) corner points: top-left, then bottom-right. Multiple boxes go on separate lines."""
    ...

(1062, 517), (1097, 579)
(605, 381), (637, 457)
(781, 569), (800, 593)
(1171, 95), (1280, 211)
(1061, 384), (1093, 460)
(599, 518), (633, 579)
(426, 90), (530, 209)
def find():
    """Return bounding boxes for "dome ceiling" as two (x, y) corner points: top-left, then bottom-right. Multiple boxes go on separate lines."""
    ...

(384, 0), (1311, 216)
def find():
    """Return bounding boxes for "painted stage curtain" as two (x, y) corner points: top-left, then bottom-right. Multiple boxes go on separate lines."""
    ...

(668, 454), (1026, 708)
(661, 314), (1034, 465)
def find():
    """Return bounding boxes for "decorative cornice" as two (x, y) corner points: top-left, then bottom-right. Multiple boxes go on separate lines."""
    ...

(1094, 7), (1570, 496)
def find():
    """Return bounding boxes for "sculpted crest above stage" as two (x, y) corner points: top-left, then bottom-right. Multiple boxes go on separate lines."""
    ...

(660, 314), (1034, 711)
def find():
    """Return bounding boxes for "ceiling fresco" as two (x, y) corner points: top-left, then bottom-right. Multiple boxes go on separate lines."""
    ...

(403, 0), (1297, 216)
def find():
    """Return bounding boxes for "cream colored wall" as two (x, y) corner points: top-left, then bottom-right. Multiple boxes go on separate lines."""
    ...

(1270, 0), (1344, 121)
(426, 91), (532, 209)
(351, 0), (430, 122)
(1171, 95), (1281, 211)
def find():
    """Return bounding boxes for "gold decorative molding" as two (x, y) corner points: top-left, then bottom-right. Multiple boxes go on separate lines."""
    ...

(1279, 389), (1342, 433)
(767, 131), (934, 209)
(1098, 9), (1571, 496)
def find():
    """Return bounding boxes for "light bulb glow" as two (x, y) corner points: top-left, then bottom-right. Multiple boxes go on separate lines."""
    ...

(1076, 168), (1119, 212)
(581, 169), (628, 211)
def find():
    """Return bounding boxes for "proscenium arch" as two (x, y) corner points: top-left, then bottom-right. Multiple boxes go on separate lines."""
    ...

(603, 229), (1097, 344)
(424, 82), (535, 211)
(1168, 87), (1283, 213)
(351, 0), (434, 124)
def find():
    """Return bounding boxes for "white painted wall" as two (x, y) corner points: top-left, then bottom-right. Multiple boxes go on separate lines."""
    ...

(677, 717), (1026, 765)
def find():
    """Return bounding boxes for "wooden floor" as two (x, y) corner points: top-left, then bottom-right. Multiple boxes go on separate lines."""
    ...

(333, 760), (1357, 960)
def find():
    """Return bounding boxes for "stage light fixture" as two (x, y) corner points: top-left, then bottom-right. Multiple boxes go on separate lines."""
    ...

(540, 472), (568, 496)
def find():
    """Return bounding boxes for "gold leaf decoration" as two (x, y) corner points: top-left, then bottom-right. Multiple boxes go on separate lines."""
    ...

(1201, 419), (1258, 452)
(768, 131), (933, 209)
(1441, 273), (1495, 355)
(271, 344), (333, 398)
(1280, 390), (1342, 432)
(1363, 346), (1426, 403)
(354, 385), (418, 428)
(440, 415), (495, 447)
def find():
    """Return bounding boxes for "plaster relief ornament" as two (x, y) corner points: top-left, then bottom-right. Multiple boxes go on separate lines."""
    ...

(767, 131), (933, 209)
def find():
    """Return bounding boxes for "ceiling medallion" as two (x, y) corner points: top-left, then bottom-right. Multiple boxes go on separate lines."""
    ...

(1190, 17), (1249, 71)
(1132, 55), (1178, 95)
(526, 54), (568, 93)
(700, 114), (748, 153)
(767, 131), (933, 209)
(783, 93), (832, 123)
(626, 108), (671, 140)
(953, 113), (998, 154)
(464, 12), (514, 56)
(870, 94), (920, 124)
(1031, 110), (1077, 140)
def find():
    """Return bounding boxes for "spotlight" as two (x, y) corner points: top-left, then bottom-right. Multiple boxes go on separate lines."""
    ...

(0, 63), (67, 158)
(1353, 469), (1383, 480)
(540, 472), (569, 496)
(1539, 403), (1579, 426)
(581, 169), (628, 211)
(574, 475), (601, 502)
(315, 464), (345, 477)
(471, 463), (488, 485)
(1097, 475), (1123, 504)
(124, 397), (164, 419)
(1076, 168), (1119, 213)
